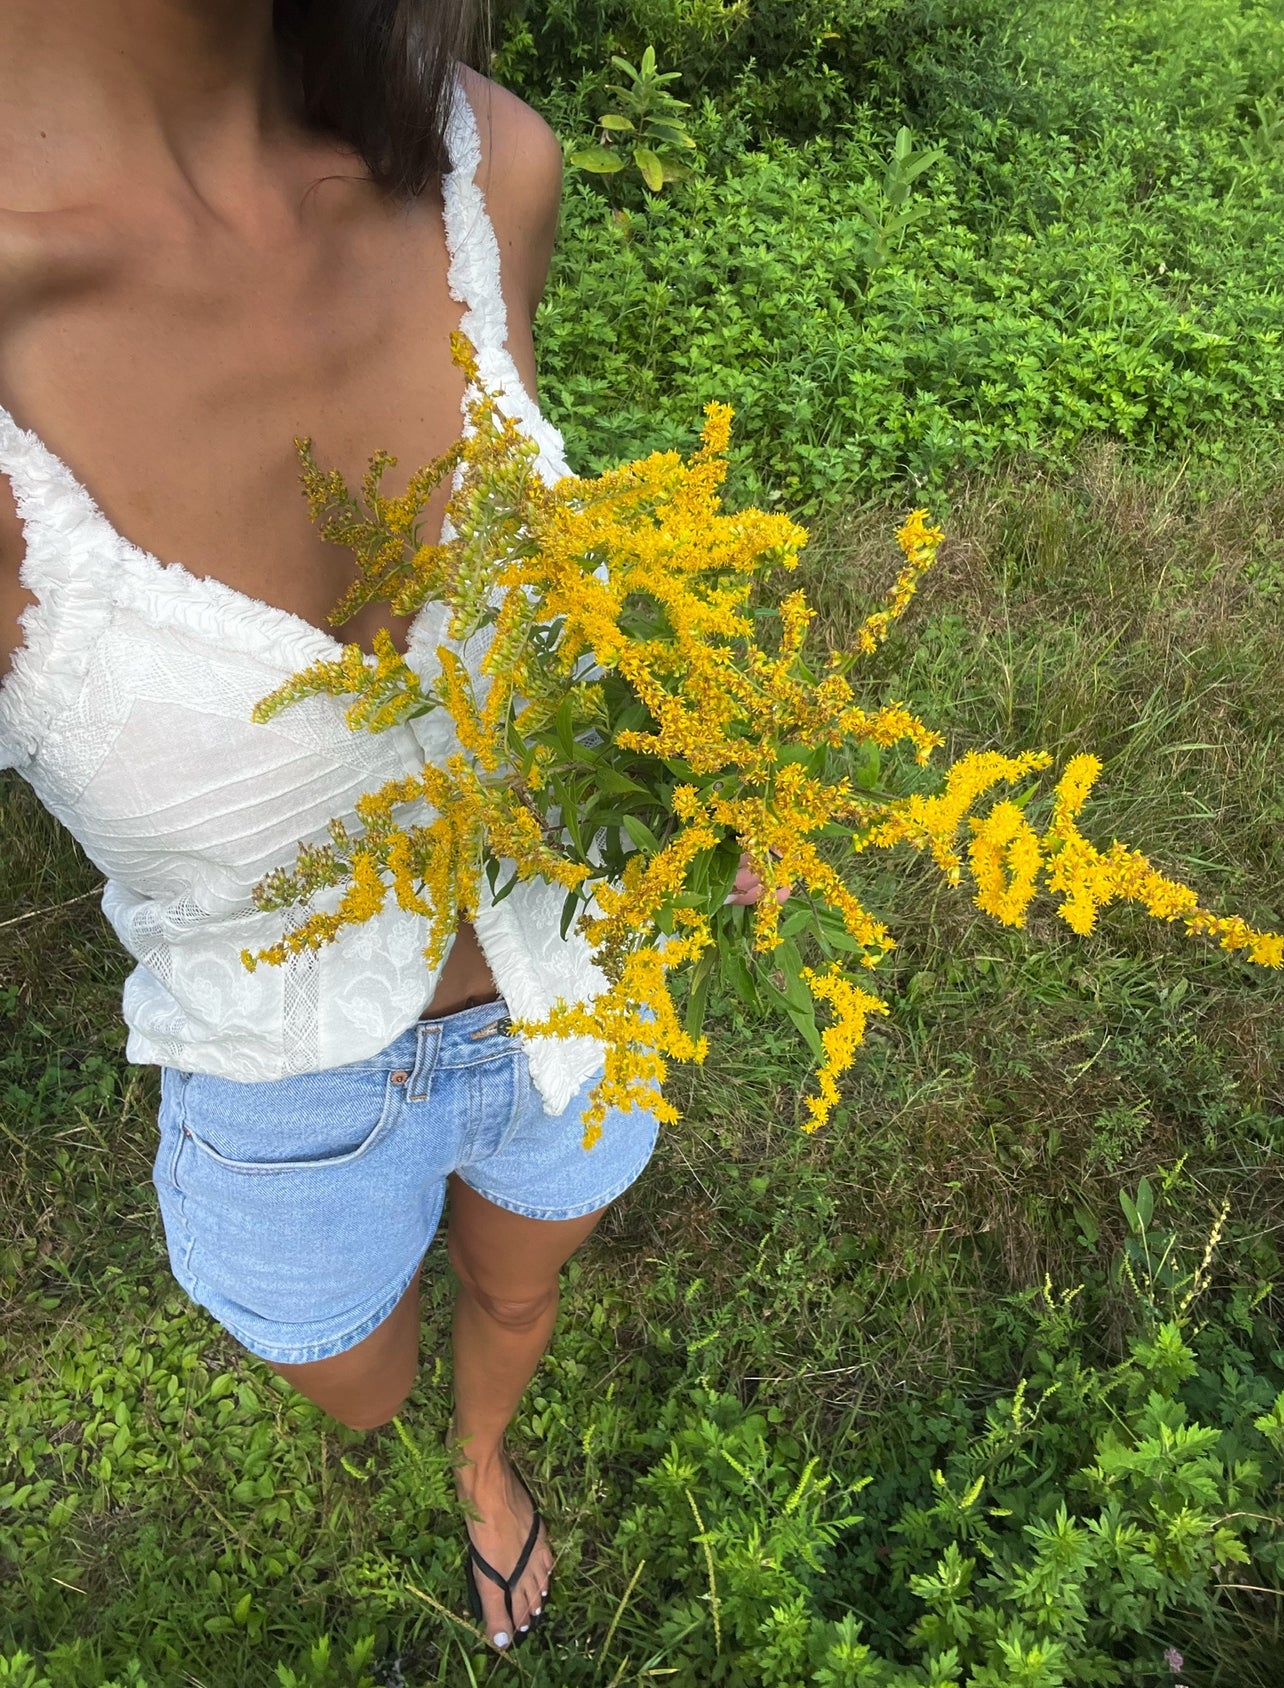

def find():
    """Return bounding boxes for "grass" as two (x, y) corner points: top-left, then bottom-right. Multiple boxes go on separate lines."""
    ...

(3, 447), (1282, 1686)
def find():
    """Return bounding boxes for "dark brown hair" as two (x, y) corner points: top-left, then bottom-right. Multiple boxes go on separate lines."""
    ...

(273, 0), (490, 196)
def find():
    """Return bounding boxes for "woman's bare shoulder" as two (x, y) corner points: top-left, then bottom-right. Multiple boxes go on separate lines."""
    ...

(454, 67), (564, 323)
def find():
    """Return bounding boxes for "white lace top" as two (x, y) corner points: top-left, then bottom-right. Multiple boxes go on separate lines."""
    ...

(0, 84), (609, 1113)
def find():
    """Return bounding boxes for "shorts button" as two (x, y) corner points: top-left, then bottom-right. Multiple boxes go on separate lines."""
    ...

(390, 1070), (410, 1086)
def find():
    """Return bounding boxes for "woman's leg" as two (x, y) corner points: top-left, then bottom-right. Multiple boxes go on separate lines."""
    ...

(258, 1177), (602, 1647)
(446, 1173), (607, 1646)
(265, 1262), (424, 1431)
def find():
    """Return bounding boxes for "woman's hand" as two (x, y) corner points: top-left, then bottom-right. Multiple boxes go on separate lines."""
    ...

(725, 850), (791, 907)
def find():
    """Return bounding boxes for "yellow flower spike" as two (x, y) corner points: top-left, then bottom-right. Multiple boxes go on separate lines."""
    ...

(1185, 912), (1284, 968)
(967, 801), (1043, 928)
(799, 968), (889, 1132)
(849, 508), (945, 658)
(862, 749), (1053, 880)
(1050, 753), (1103, 827)
(695, 400), (735, 467)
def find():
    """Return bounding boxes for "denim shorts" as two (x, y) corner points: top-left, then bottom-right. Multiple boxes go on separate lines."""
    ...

(151, 998), (658, 1366)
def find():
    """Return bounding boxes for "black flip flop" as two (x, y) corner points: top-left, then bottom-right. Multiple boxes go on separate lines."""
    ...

(464, 1467), (547, 1646)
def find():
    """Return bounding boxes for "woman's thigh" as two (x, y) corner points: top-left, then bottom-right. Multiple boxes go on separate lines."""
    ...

(446, 1174), (606, 1317)
(265, 1261), (426, 1430)
(266, 1185), (605, 1432)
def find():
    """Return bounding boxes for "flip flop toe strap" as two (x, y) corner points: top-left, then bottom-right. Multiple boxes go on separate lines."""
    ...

(469, 1508), (543, 1628)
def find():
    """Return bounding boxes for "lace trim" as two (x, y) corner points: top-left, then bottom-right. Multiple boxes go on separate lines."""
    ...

(0, 404), (357, 772)
(107, 543), (349, 674)
(0, 409), (119, 768)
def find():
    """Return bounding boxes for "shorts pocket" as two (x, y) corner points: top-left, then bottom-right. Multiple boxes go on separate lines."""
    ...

(176, 1067), (405, 1176)
(163, 1065), (435, 1337)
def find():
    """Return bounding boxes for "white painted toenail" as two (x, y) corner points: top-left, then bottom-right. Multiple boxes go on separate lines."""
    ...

(519, 1624), (530, 1633)
(493, 1632), (510, 1648)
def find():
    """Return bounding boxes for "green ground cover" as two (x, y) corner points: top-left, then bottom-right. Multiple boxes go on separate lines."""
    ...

(4, 1), (1284, 1683)
(527, 0), (1284, 508)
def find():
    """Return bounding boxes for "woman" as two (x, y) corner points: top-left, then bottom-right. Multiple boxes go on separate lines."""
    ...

(0, 0), (771, 1653)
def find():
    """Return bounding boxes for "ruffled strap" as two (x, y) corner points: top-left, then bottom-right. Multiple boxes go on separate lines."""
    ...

(0, 404), (121, 769)
(440, 77), (573, 485)
(442, 84), (510, 367)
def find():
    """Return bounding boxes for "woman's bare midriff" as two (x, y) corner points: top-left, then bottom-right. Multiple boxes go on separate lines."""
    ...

(418, 918), (500, 1019)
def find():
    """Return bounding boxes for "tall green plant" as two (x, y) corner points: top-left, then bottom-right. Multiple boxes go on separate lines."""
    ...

(570, 46), (700, 193)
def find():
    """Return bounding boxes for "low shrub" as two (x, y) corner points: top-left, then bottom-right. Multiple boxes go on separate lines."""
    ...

(514, 0), (1284, 509)
(493, 0), (925, 128)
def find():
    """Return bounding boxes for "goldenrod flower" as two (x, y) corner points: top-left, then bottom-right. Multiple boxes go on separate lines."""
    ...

(246, 336), (1282, 1145)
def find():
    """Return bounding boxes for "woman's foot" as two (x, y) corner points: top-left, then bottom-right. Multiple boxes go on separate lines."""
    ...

(455, 1445), (553, 1648)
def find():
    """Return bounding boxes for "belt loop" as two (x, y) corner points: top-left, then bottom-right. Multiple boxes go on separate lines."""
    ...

(409, 1021), (442, 1102)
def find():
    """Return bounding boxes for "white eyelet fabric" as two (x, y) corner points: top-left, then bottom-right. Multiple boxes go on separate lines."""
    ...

(0, 79), (608, 1112)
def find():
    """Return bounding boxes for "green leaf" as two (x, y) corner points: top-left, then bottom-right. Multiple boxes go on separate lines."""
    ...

(614, 701), (651, 736)
(685, 946), (717, 1042)
(789, 1000), (824, 1059)
(555, 695), (578, 761)
(719, 936), (760, 1011)
(776, 937), (813, 1014)
(815, 908), (867, 952)
(598, 113), (635, 133)
(710, 843), (744, 908)
(761, 973), (824, 1058)
(560, 890), (580, 941)
(623, 814), (663, 854)
(563, 792), (586, 857)
(853, 742), (882, 790)
(644, 120), (697, 148)
(592, 767), (652, 798)
(549, 774), (585, 857)
(780, 904), (814, 940)
(686, 847), (710, 901)
(634, 148), (666, 193)
(1136, 1176), (1154, 1229)
(570, 146), (627, 175)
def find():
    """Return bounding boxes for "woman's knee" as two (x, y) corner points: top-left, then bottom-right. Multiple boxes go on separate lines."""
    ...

(456, 1275), (559, 1333)
(268, 1348), (416, 1430)
(330, 1390), (413, 1433)
(448, 1233), (557, 1330)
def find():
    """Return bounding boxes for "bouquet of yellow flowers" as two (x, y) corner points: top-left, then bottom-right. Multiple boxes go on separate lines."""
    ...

(244, 336), (1281, 1147)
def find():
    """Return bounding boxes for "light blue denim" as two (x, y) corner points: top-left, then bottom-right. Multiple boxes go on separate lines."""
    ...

(152, 997), (658, 1365)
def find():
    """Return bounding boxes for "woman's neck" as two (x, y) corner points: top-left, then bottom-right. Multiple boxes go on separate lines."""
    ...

(0, 0), (303, 219)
